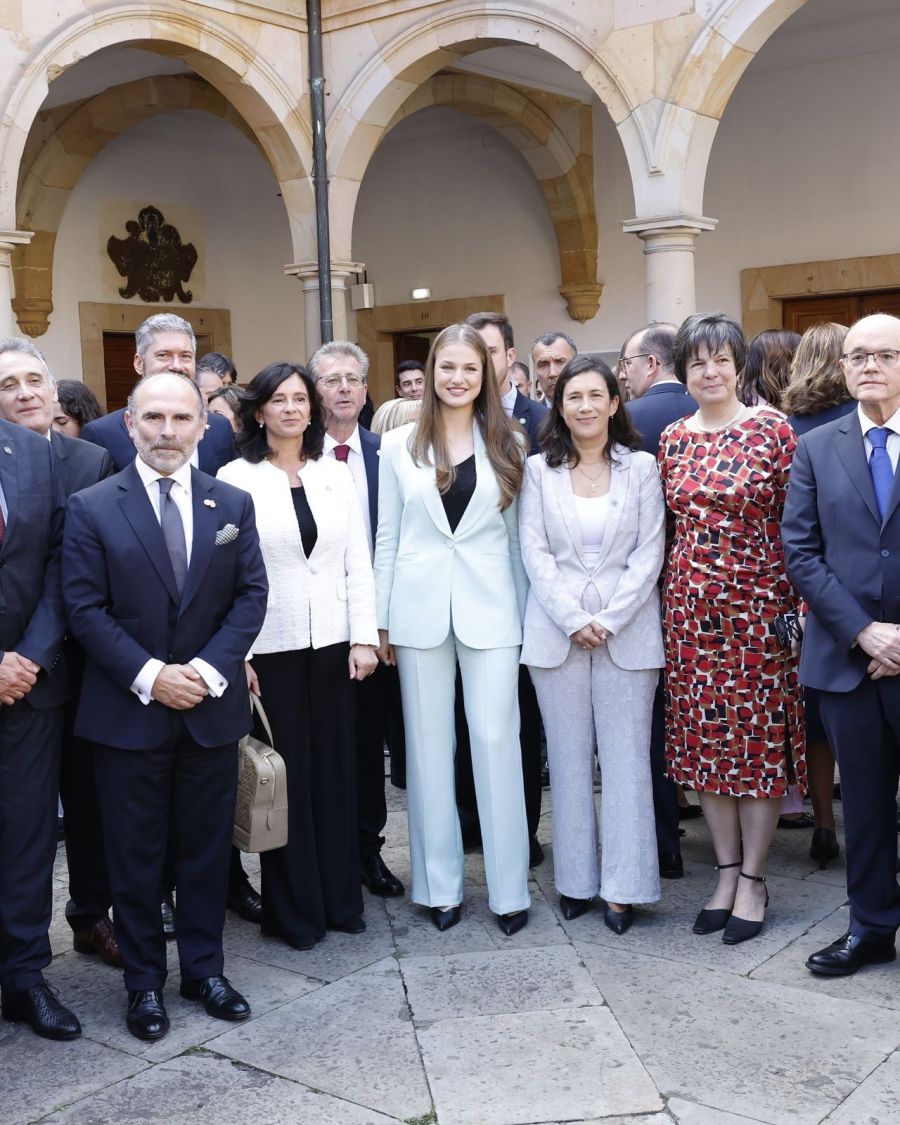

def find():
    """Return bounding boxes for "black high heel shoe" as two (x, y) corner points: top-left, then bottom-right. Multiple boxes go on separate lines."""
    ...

(722, 872), (768, 945)
(603, 904), (634, 935)
(809, 827), (840, 870)
(692, 861), (741, 935)
(559, 895), (591, 921)
(429, 906), (461, 932)
(497, 910), (528, 936)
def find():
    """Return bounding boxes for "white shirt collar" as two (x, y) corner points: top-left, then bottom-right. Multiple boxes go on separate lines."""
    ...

(134, 454), (194, 495)
(857, 404), (900, 437)
(500, 383), (518, 415)
(324, 425), (361, 455)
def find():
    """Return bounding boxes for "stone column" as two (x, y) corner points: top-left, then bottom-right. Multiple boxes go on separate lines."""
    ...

(0, 230), (34, 337)
(622, 216), (717, 325)
(284, 259), (364, 355)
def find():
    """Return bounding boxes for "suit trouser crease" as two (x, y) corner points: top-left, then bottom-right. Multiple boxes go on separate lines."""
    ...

(397, 633), (530, 915)
(0, 706), (64, 992)
(254, 645), (362, 945)
(530, 644), (661, 904)
(94, 721), (237, 992)
(818, 679), (900, 941)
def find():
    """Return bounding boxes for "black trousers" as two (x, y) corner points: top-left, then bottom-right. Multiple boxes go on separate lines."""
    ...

(455, 665), (542, 843)
(354, 663), (389, 857)
(254, 644), (363, 946)
(650, 674), (681, 856)
(94, 718), (237, 992)
(819, 677), (900, 941)
(60, 727), (112, 933)
(0, 704), (63, 992)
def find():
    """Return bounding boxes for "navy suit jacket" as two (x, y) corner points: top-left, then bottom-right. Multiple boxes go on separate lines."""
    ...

(49, 429), (114, 496)
(0, 420), (67, 709)
(81, 407), (236, 475)
(62, 463), (268, 750)
(511, 390), (547, 455)
(625, 382), (697, 457)
(782, 410), (900, 692)
(359, 425), (380, 535)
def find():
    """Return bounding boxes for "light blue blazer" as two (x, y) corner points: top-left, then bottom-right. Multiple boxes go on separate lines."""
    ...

(374, 422), (528, 650)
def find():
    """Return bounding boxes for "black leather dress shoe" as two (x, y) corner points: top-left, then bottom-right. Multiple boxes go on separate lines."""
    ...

(559, 894), (591, 921)
(603, 904), (635, 935)
(1, 982), (81, 1041)
(497, 910), (529, 936)
(529, 837), (544, 868)
(227, 877), (263, 923)
(658, 852), (684, 879)
(806, 932), (896, 977)
(330, 915), (366, 935)
(430, 905), (461, 932)
(126, 989), (169, 1040)
(361, 852), (405, 897)
(180, 975), (250, 1020)
(161, 896), (176, 941)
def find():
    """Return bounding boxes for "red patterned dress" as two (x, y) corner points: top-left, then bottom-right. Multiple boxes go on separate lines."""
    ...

(659, 408), (805, 798)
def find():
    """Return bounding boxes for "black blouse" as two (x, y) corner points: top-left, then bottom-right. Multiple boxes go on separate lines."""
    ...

(290, 484), (318, 557)
(441, 455), (476, 533)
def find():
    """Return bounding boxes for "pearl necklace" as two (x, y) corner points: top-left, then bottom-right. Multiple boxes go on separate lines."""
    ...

(695, 403), (746, 432)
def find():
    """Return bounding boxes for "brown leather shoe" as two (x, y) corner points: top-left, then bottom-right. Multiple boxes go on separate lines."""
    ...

(73, 917), (124, 968)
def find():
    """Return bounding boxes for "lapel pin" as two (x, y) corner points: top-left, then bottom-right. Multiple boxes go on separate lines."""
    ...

(3, 446), (11, 454)
(204, 498), (217, 508)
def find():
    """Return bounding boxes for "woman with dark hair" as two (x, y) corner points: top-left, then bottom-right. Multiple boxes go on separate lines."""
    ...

(374, 323), (530, 935)
(661, 313), (805, 944)
(739, 329), (801, 410)
(207, 385), (242, 432)
(218, 362), (378, 949)
(53, 379), (103, 437)
(520, 357), (665, 934)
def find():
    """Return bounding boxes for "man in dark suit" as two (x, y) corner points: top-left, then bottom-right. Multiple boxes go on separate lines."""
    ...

(62, 371), (268, 1039)
(530, 331), (577, 405)
(0, 341), (79, 1040)
(465, 312), (544, 865)
(309, 340), (406, 899)
(622, 322), (697, 880)
(783, 312), (900, 976)
(0, 339), (121, 969)
(81, 313), (235, 475)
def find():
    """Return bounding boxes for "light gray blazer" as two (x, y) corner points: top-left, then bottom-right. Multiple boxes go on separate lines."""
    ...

(374, 422), (528, 650)
(519, 445), (665, 670)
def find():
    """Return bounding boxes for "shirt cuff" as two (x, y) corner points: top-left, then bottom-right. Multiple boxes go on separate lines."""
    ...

(190, 657), (228, 698)
(131, 659), (165, 705)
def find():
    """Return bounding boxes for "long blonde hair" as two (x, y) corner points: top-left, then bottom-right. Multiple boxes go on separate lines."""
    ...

(409, 324), (524, 510)
(781, 322), (849, 416)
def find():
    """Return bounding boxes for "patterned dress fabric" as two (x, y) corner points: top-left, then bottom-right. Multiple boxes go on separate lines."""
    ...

(659, 408), (806, 798)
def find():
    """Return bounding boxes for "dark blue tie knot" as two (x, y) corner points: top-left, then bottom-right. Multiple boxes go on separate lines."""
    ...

(870, 427), (891, 449)
(158, 477), (173, 495)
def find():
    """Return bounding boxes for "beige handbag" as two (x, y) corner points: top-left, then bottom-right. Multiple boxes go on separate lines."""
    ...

(233, 695), (288, 853)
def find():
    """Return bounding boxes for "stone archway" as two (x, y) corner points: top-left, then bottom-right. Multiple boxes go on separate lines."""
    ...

(388, 70), (600, 322)
(13, 74), (263, 335)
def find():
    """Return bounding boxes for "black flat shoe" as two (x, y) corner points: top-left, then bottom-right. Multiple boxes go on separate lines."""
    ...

(430, 905), (461, 932)
(603, 904), (634, 935)
(778, 811), (815, 829)
(809, 827), (840, 869)
(559, 895), (591, 921)
(361, 852), (405, 897)
(330, 916), (366, 935)
(180, 975), (250, 1021)
(126, 989), (169, 1041)
(722, 872), (768, 945)
(497, 910), (528, 936)
(1, 982), (81, 1041)
(806, 932), (896, 977)
(227, 877), (263, 923)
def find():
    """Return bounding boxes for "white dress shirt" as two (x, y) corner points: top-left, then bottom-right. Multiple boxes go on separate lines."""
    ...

(324, 426), (373, 557)
(130, 456), (227, 704)
(500, 381), (517, 417)
(858, 404), (900, 472)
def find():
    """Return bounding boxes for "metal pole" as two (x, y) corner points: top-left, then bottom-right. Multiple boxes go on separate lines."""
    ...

(307, 0), (333, 343)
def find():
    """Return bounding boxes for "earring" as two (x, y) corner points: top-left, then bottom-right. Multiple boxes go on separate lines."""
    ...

(258, 420), (265, 429)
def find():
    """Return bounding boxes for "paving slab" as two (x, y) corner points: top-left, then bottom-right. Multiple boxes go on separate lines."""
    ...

(210, 956), (431, 1121)
(667, 1098), (765, 1124)
(402, 943), (603, 1022)
(751, 905), (900, 1011)
(41, 1050), (400, 1124)
(825, 1047), (900, 1124)
(1, 1029), (147, 1125)
(577, 941), (900, 1125)
(418, 1006), (662, 1125)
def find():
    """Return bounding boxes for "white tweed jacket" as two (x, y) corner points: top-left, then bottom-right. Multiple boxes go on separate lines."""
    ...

(217, 455), (378, 655)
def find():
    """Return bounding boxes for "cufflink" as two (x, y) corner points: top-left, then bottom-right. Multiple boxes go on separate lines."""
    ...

(215, 523), (239, 546)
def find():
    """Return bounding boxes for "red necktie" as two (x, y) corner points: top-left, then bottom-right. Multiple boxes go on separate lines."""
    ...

(333, 444), (350, 463)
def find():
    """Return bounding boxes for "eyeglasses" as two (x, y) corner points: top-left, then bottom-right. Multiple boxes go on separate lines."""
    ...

(618, 353), (651, 371)
(317, 374), (366, 389)
(840, 350), (900, 371)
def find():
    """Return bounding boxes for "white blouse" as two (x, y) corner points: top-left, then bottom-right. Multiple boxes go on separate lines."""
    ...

(574, 492), (610, 558)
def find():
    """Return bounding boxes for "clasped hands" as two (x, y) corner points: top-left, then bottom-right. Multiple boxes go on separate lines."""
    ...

(151, 664), (209, 710)
(857, 621), (900, 680)
(570, 622), (608, 651)
(0, 650), (40, 705)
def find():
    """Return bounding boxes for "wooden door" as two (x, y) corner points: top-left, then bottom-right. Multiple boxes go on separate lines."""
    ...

(102, 331), (211, 412)
(783, 290), (900, 332)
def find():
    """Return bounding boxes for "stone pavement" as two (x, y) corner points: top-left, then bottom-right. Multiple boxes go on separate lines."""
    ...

(3, 782), (899, 1125)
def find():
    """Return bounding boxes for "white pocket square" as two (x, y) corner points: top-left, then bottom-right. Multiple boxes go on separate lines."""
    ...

(215, 523), (239, 546)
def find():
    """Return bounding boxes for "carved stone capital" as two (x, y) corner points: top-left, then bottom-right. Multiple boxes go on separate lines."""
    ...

(559, 281), (603, 323)
(12, 295), (53, 338)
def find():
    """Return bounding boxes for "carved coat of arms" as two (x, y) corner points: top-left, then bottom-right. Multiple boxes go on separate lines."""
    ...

(107, 205), (198, 303)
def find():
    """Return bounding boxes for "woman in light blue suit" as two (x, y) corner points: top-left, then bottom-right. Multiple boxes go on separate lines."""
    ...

(374, 324), (530, 935)
(520, 357), (665, 935)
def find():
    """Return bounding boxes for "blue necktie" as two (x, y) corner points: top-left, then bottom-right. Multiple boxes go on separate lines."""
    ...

(868, 427), (894, 521)
(158, 477), (188, 593)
